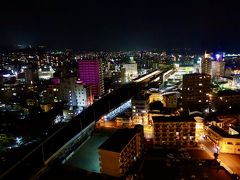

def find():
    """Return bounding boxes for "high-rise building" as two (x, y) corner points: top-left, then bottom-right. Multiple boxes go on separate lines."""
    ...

(59, 77), (93, 109)
(182, 73), (211, 110)
(132, 92), (150, 124)
(201, 52), (212, 75)
(121, 57), (138, 83)
(211, 61), (225, 78)
(78, 59), (104, 98)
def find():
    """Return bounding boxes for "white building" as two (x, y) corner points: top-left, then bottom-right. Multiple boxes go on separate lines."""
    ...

(59, 77), (92, 109)
(121, 57), (138, 83)
(38, 65), (55, 80)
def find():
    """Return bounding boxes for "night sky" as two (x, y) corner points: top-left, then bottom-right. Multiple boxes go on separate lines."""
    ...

(0, 0), (240, 51)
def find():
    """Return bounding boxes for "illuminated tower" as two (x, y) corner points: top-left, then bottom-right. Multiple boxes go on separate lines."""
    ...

(201, 52), (212, 75)
(121, 57), (138, 83)
(78, 59), (104, 98)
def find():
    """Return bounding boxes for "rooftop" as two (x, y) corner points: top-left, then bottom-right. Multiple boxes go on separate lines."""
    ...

(152, 116), (195, 123)
(209, 125), (240, 138)
(98, 128), (136, 153)
(217, 90), (240, 96)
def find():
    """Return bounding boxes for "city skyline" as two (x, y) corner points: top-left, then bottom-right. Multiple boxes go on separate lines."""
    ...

(0, 0), (240, 51)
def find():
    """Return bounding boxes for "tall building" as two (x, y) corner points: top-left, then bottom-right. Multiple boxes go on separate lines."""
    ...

(211, 61), (225, 78)
(98, 125), (144, 177)
(132, 92), (150, 124)
(78, 59), (104, 98)
(201, 52), (212, 75)
(59, 77), (93, 109)
(182, 73), (211, 109)
(121, 57), (138, 83)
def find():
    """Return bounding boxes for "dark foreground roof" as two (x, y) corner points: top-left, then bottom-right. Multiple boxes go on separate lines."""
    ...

(98, 128), (136, 153)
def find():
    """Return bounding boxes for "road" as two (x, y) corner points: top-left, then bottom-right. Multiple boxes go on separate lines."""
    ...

(200, 138), (240, 176)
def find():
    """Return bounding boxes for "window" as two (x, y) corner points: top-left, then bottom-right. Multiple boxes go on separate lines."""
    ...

(227, 142), (233, 145)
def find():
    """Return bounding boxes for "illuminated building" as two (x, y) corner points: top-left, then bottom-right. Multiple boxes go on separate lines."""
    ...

(149, 91), (163, 103)
(121, 57), (138, 83)
(78, 59), (104, 98)
(38, 65), (55, 80)
(212, 90), (240, 111)
(132, 92), (150, 124)
(207, 125), (240, 154)
(211, 61), (225, 78)
(201, 52), (212, 75)
(162, 92), (178, 108)
(59, 77), (93, 109)
(98, 125), (144, 177)
(194, 116), (205, 142)
(152, 116), (196, 146)
(182, 73), (211, 109)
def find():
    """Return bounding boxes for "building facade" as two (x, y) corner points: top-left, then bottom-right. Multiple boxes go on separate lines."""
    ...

(211, 61), (225, 78)
(207, 125), (240, 154)
(132, 92), (150, 124)
(212, 90), (240, 111)
(182, 73), (211, 109)
(98, 125), (144, 177)
(162, 92), (178, 108)
(78, 59), (104, 98)
(59, 77), (92, 109)
(152, 116), (196, 146)
(121, 58), (138, 83)
(201, 53), (212, 75)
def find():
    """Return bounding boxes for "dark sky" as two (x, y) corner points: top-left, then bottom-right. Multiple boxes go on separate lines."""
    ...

(0, 0), (240, 51)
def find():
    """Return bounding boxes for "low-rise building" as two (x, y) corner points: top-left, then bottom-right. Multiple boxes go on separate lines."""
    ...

(98, 125), (144, 177)
(212, 90), (240, 111)
(207, 125), (240, 154)
(152, 116), (196, 146)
